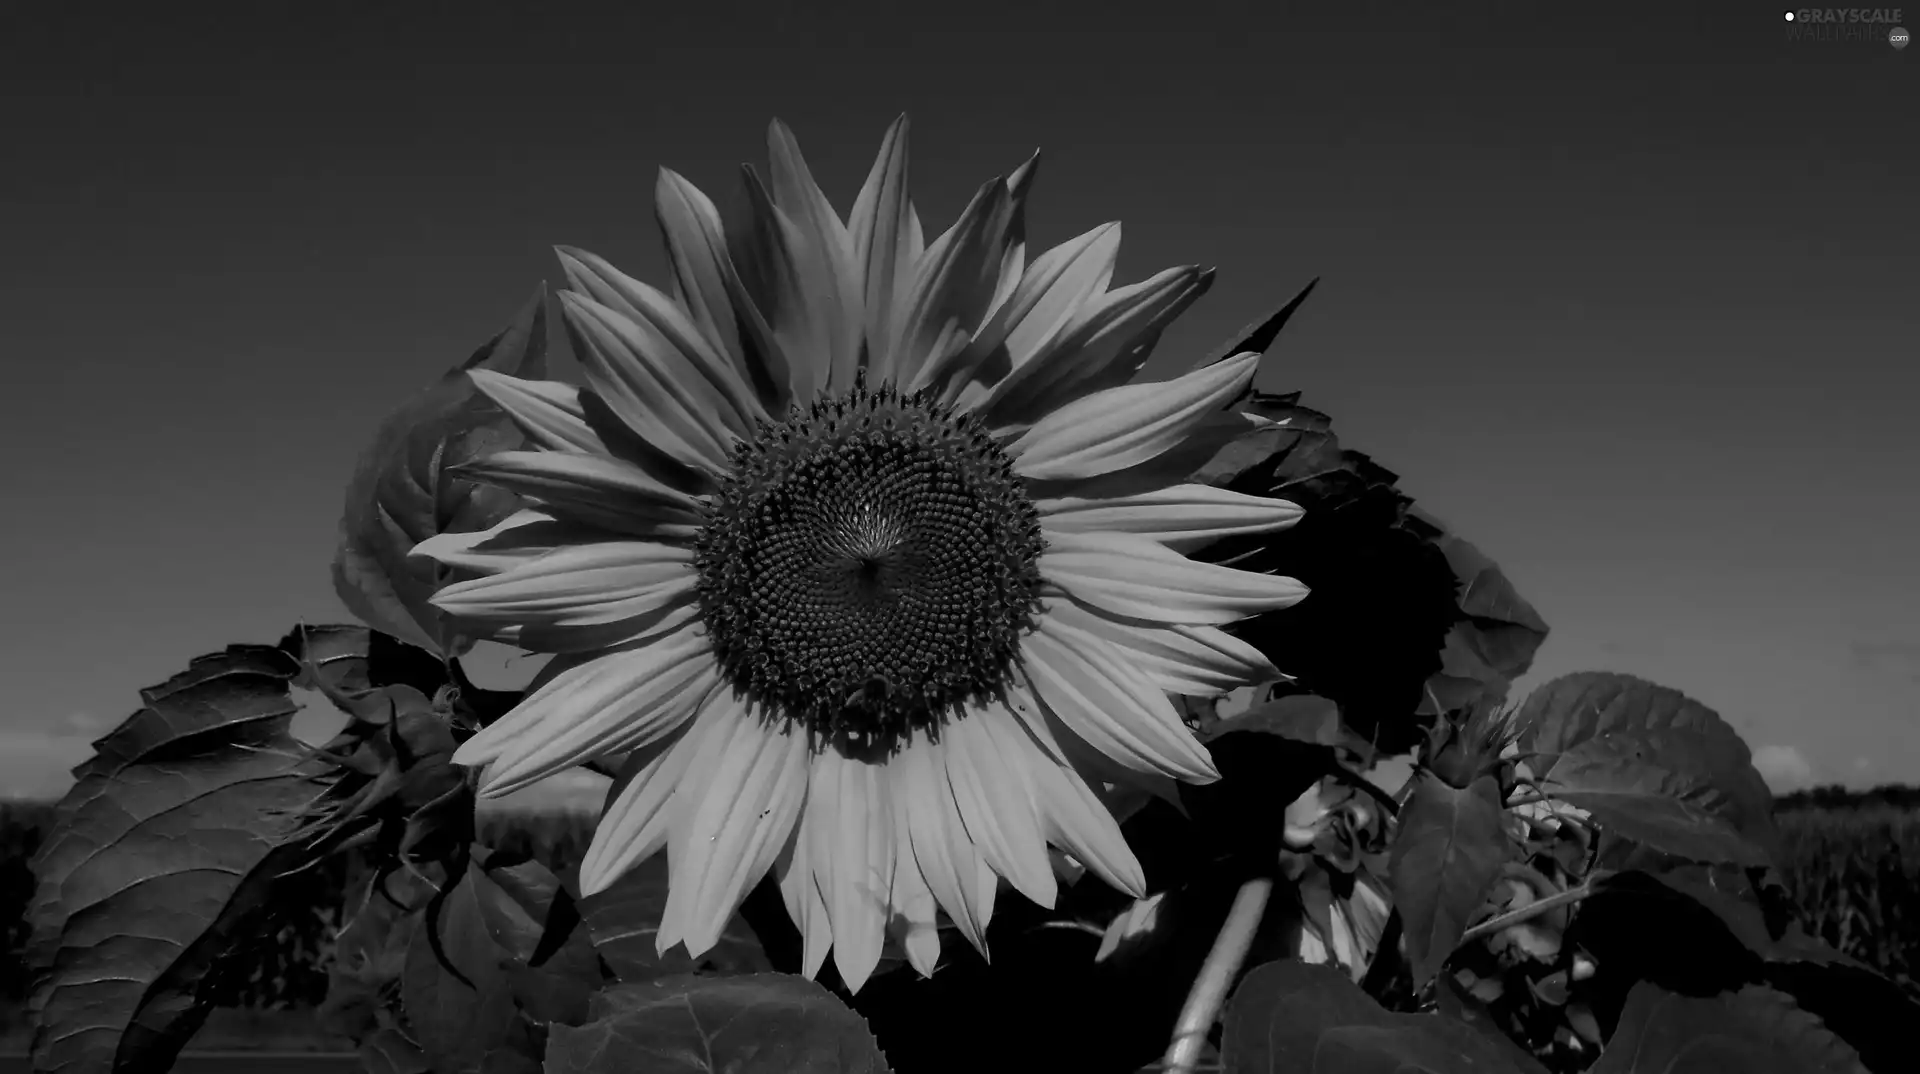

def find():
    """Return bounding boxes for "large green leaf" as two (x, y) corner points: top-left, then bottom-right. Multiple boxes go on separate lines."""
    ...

(318, 869), (436, 1046)
(24, 642), (332, 1074)
(1387, 772), (1513, 988)
(577, 855), (771, 982)
(333, 284), (548, 659)
(542, 973), (891, 1074)
(1163, 729), (1340, 885)
(1546, 741), (1771, 866)
(1182, 285), (1550, 751)
(1515, 673), (1779, 864)
(479, 853), (604, 1027)
(401, 850), (601, 1074)
(1187, 407), (1544, 753)
(1591, 983), (1866, 1074)
(1625, 866), (1868, 970)
(1220, 959), (1545, 1074)
(1188, 390), (1460, 754)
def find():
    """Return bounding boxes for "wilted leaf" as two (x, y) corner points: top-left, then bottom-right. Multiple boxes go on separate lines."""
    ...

(400, 858), (546, 1074)
(1220, 959), (1544, 1074)
(578, 855), (771, 982)
(333, 284), (549, 659)
(1388, 772), (1512, 987)
(1544, 739), (1770, 867)
(25, 645), (331, 1074)
(1591, 983), (1867, 1074)
(543, 973), (891, 1074)
(1515, 672), (1778, 862)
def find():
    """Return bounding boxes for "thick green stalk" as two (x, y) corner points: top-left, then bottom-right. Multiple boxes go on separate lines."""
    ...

(1162, 876), (1273, 1074)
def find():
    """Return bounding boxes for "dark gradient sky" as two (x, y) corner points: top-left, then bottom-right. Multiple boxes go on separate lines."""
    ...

(3, 2), (1914, 799)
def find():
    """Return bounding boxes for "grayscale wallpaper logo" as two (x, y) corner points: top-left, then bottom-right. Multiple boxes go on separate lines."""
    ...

(1784, 8), (1911, 46)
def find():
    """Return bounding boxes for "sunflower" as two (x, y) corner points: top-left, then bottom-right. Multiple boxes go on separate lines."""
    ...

(412, 116), (1308, 991)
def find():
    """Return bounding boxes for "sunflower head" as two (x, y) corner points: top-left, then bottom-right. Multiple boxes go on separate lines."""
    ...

(413, 115), (1311, 991)
(694, 374), (1046, 758)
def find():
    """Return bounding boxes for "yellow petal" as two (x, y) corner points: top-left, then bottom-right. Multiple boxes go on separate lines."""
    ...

(661, 703), (810, 959)
(1039, 529), (1308, 625)
(1009, 352), (1259, 481)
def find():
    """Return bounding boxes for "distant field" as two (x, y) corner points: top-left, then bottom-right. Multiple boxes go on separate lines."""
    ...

(1, 787), (1917, 1052)
(1773, 802), (1920, 994)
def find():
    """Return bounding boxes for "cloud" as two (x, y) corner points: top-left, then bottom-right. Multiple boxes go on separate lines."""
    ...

(1750, 743), (1817, 792)
(62, 710), (118, 735)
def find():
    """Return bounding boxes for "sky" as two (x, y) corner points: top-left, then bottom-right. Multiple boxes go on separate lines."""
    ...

(2, 1), (1914, 804)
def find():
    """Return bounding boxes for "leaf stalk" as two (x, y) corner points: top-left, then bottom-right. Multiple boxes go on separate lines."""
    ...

(1459, 881), (1595, 946)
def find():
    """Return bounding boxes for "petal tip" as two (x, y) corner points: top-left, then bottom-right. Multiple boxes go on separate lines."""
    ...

(448, 738), (489, 769)
(575, 864), (616, 899)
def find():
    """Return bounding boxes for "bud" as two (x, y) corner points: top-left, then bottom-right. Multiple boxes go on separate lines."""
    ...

(1421, 697), (1519, 791)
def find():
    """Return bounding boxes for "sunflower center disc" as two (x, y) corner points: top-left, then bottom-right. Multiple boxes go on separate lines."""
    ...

(693, 384), (1046, 751)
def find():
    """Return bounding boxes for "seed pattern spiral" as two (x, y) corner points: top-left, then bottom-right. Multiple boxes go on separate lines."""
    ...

(693, 381), (1047, 752)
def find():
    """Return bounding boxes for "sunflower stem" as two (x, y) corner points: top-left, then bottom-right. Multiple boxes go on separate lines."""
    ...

(1162, 875), (1273, 1074)
(1459, 881), (1595, 945)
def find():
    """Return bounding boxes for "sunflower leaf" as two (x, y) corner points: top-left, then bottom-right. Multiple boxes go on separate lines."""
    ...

(1545, 746), (1771, 866)
(1591, 983), (1867, 1074)
(333, 284), (550, 660)
(1416, 525), (1550, 718)
(577, 855), (772, 982)
(398, 855), (568, 1074)
(283, 620), (376, 695)
(358, 1026), (435, 1074)
(316, 870), (435, 1045)
(542, 973), (891, 1074)
(1198, 693), (1376, 766)
(278, 622), (458, 724)
(1387, 772), (1513, 989)
(23, 644), (333, 1074)
(1187, 390), (1496, 755)
(1515, 672), (1780, 864)
(1166, 731), (1337, 878)
(1569, 870), (1914, 1073)
(1589, 867), (1866, 974)
(1220, 959), (1548, 1074)
(477, 850), (604, 1026)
